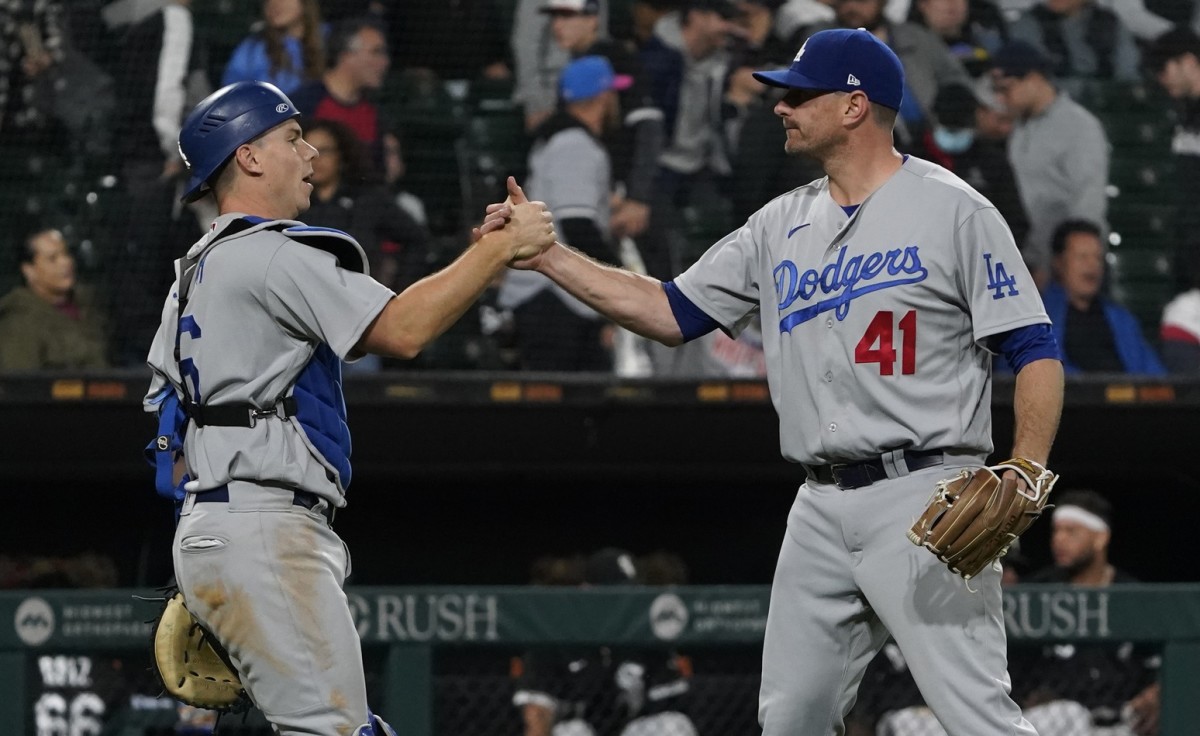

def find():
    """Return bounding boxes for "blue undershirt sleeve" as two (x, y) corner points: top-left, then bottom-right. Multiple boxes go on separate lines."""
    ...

(663, 281), (720, 342)
(989, 323), (1060, 373)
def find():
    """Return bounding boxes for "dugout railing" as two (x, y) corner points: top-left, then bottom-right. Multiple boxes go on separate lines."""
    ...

(1, 585), (1198, 735)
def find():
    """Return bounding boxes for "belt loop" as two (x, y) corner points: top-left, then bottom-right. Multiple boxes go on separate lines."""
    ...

(883, 449), (906, 479)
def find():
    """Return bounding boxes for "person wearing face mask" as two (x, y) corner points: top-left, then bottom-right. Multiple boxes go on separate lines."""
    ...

(915, 82), (1029, 246)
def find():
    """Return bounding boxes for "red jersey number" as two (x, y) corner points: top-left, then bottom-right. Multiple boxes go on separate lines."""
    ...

(854, 310), (916, 375)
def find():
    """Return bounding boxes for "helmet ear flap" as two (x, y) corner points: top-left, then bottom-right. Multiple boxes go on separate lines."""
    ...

(178, 81), (301, 203)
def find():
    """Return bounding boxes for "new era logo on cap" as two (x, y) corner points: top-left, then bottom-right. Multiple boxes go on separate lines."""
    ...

(752, 28), (904, 111)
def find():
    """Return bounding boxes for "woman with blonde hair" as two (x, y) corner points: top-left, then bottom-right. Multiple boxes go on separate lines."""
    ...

(222, 0), (326, 95)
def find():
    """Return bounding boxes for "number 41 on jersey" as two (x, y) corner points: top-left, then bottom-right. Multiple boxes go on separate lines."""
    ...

(854, 310), (916, 375)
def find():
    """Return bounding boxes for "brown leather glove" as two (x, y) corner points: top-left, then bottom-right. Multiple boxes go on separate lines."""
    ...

(907, 458), (1058, 580)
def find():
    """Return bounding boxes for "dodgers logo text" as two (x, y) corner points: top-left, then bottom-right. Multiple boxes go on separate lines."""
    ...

(773, 245), (928, 332)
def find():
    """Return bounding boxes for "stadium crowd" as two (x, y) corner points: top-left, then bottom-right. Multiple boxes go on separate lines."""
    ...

(1, 0), (1198, 376)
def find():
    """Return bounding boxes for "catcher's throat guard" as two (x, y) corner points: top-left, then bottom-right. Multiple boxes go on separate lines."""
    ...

(907, 457), (1058, 580)
(151, 590), (250, 712)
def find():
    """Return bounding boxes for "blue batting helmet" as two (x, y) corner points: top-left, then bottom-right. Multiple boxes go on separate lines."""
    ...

(178, 81), (302, 203)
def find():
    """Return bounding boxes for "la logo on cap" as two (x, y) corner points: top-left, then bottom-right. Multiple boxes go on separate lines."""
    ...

(794, 41), (807, 62)
(847, 74), (861, 86)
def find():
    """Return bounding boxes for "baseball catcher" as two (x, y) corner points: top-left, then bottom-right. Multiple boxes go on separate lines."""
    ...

(151, 590), (249, 712)
(908, 458), (1059, 580)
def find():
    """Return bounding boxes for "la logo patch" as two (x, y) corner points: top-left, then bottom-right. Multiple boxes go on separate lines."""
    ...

(794, 42), (808, 62)
(984, 253), (1019, 299)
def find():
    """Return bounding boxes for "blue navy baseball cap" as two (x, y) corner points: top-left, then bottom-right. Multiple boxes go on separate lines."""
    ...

(560, 55), (633, 103)
(752, 28), (905, 111)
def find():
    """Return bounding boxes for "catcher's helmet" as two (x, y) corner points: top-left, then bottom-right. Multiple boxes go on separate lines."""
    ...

(178, 81), (302, 203)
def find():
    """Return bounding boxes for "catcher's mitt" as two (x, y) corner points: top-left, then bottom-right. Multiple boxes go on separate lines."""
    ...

(907, 457), (1058, 580)
(151, 590), (250, 712)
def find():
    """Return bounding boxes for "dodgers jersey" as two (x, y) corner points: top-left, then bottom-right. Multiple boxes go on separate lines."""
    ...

(673, 156), (1049, 465)
(144, 214), (394, 502)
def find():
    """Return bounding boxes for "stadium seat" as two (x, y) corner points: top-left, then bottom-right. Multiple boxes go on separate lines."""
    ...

(1107, 157), (1175, 206)
(1098, 112), (1174, 150)
(1107, 203), (1177, 249)
(1072, 79), (1168, 115)
(1106, 249), (1174, 331)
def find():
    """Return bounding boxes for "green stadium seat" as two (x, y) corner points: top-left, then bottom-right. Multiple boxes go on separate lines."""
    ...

(1072, 79), (1168, 115)
(1107, 157), (1175, 205)
(1107, 203), (1177, 249)
(1107, 249), (1174, 335)
(1098, 112), (1174, 150)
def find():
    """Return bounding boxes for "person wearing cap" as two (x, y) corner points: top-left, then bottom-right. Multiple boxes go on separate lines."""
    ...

(498, 55), (632, 370)
(1145, 27), (1200, 295)
(489, 25), (1063, 736)
(143, 80), (556, 735)
(801, 0), (973, 135)
(1013, 490), (1162, 735)
(990, 38), (1108, 284)
(511, 0), (588, 133)
(512, 548), (698, 736)
(541, 0), (665, 242)
(1008, 0), (1141, 80)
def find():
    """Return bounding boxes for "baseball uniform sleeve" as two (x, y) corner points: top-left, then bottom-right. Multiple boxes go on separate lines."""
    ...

(264, 244), (395, 360)
(955, 206), (1050, 344)
(672, 221), (762, 337)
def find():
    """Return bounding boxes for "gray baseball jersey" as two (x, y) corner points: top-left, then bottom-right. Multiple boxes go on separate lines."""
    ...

(673, 156), (1049, 465)
(500, 125), (611, 318)
(144, 213), (394, 503)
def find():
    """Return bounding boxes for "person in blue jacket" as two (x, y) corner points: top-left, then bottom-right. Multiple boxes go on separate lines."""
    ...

(222, 0), (326, 95)
(1040, 218), (1166, 374)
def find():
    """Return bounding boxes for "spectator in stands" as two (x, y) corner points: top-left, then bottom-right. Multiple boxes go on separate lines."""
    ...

(1145, 27), (1200, 295)
(802, 0), (973, 139)
(108, 0), (199, 366)
(991, 40), (1108, 281)
(511, 0), (594, 133)
(1159, 249), (1200, 373)
(545, 0), (664, 243)
(1016, 490), (1161, 736)
(302, 118), (431, 294)
(914, 82), (1029, 245)
(513, 547), (698, 736)
(640, 0), (740, 278)
(291, 17), (397, 182)
(222, 0), (326, 96)
(1042, 219), (1166, 374)
(391, 2), (512, 83)
(775, 0), (835, 45)
(1008, 0), (1141, 81)
(632, 0), (685, 46)
(0, 0), (63, 147)
(725, 0), (827, 222)
(0, 227), (109, 371)
(909, 0), (1008, 77)
(498, 56), (627, 370)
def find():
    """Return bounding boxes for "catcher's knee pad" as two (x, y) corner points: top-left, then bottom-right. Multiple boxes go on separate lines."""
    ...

(352, 710), (397, 736)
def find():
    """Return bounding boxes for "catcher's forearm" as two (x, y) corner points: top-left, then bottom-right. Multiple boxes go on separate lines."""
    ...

(1009, 357), (1064, 465)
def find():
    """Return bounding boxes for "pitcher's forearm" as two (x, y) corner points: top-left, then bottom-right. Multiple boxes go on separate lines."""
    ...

(1010, 357), (1064, 465)
(538, 243), (684, 345)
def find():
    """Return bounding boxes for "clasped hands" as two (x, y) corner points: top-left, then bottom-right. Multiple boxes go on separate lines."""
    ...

(472, 177), (559, 267)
